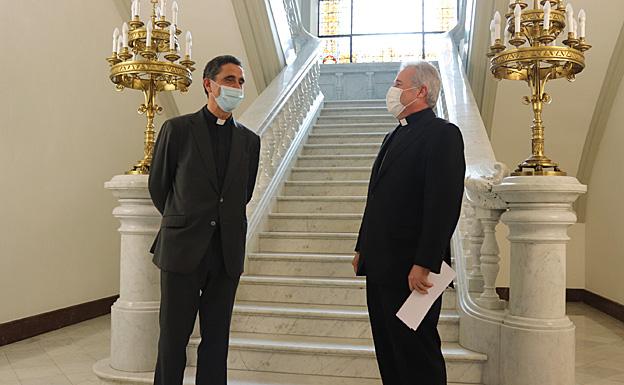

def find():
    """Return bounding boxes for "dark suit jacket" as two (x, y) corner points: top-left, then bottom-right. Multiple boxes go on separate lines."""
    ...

(148, 108), (260, 277)
(355, 108), (465, 285)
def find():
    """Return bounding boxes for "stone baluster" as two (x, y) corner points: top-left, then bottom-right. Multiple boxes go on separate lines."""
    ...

(366, 71), (375, 99)
(475, 207), (506, 310)
(335, 72), (344, 100)
(466, 205), (485, 293)
(494, 176), (586, 385)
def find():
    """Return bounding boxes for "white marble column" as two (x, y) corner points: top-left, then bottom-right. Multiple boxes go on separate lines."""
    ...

(103, 175), (161, 372)
(494, 176), (586, 385)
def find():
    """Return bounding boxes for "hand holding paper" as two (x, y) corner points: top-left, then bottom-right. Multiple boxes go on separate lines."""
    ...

(397, 262), (456, 331)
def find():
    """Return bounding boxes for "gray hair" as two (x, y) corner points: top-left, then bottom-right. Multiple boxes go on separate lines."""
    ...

(400, 61), (441, 108)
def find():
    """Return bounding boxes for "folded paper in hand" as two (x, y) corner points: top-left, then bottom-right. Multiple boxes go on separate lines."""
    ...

(396, 262), (456, 330)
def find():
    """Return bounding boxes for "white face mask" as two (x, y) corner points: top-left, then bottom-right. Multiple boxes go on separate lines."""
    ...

(385, 86), (418, 118)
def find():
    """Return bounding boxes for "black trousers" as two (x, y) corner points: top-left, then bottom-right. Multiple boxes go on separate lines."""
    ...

(154, 230), (240, 385)
(366, 278), (447, 385)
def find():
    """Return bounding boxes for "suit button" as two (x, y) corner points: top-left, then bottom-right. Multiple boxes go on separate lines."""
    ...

(210, 221), (217, 226)
(219, 197), (224, 203)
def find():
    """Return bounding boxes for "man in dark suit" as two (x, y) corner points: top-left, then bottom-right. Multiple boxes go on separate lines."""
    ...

(352, 61), (465, 385)
(148, 55), (260, 385)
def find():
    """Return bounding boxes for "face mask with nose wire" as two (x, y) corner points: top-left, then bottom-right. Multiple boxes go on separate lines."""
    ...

(385, 86), (419, 118)
(211, 80), (244, 112)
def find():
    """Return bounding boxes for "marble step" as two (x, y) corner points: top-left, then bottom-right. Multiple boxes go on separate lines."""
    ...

(237, 275), (457, 310)
(188, 333), (486, 383)
(258, 231), (358, 254)
(237, 275), (366, 306)
(246, 252), (356, 278)
(283, 181), (369, 196)
(320, 106), (391, 117)
(324, 99), (386, 108)
(95, 363), (478, 385)
(230, 300), (460, 342)
(311, 123), (397, 135)
(307, 132), (386, 144)
(313, 123), (395, 135)
(227, 370), (478, 385)
(267, 213), (362, 233)
(317, 114), (397, 125)
(275, 196), (367, 214)
(302, 143), (380, 155)
(289, 167), (372, 181)
(297, 154), (377, 167)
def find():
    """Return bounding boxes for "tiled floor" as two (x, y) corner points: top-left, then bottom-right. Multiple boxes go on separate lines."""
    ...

(0, 303), (622, 385)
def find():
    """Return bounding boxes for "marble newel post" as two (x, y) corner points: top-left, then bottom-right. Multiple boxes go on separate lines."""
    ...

(493, 176), (586, 385)
(103, 175), (161, 372)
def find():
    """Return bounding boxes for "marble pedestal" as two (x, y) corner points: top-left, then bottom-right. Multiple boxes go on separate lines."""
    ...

(98, 175), (161, 374)
(493, 176), (586, 385)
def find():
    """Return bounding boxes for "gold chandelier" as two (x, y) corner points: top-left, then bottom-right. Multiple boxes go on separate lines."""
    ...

(106, 0), (195, 175)
(488, 0), (591, 176)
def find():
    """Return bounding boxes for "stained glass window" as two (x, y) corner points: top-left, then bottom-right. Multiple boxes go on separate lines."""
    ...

(319, 0), (458, 63)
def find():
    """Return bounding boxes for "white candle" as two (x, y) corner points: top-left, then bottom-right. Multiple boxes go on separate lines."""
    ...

(169, 24), (176, 51)
(172, 1), (179, 26)
(566, 3), (574, 35)
(543, 1), (551, 30)
(122, 22), (129, 47)
(490, 19), (496, 46)
(160, 0), (166, 19)
(505, 27), (511, 46)
(573, 18), (578, 36)
(117, 38), (123, 56)
(112, 28), (120, 52)
(156, 6), (161, 20)
(186, 31), (192, 58)
(146, 21), (153, 48)
(514, 4), (522, 35)
(494, 11), (501, 42)
(131, 0), (137, 17)
(578, 9), (586, 38)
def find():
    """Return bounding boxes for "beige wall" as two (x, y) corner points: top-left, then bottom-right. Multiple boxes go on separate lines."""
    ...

(584, 79), (624, 304)
(0, 0), (257, 323)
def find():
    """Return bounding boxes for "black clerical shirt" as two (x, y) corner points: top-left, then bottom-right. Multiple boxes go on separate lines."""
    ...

(202, 106), (232, 192)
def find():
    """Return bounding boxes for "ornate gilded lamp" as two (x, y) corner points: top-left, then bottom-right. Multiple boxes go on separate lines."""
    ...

(106, 0), (195, 174)
(488, 0), (591, 176)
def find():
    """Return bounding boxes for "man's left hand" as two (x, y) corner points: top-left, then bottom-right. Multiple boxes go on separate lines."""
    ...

(408, 265), (433, 294)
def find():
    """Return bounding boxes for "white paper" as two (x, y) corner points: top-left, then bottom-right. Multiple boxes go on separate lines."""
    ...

(396, 262), (456, 330)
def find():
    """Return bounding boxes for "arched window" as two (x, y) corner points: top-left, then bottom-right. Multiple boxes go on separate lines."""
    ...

(319, 0), (457, 64)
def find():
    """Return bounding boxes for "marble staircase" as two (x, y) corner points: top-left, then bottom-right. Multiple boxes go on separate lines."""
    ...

(190, 99), (487, 384)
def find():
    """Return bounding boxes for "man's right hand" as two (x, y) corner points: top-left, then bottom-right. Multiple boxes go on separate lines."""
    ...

(352, 252), (360, 275)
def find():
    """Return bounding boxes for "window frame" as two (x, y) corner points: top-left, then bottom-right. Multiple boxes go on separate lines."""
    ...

(317, 0), (458, 63)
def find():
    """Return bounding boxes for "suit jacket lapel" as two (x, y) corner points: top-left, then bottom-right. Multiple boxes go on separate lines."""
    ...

(189, 109), (219, 192)
(372, 111), (437, 189)
(221, 120), (245, 196)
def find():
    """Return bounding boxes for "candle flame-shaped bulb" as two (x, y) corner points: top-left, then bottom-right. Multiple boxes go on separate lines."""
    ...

(578, 9), (586, 38)
(112, 28), (120, 52)
(169, 24), (176, 51)
(185, 30), (192, 58)
(122, 22), (129, 47)
(566, 3), (574, 35)
(172, 1), (179, 26)
(514, 4), (522, 35)
(543, 1), (551, 30)
(146, 21), (153, 48)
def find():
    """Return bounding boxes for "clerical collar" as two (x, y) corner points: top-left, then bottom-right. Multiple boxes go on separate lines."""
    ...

(401, 108), (435, 126)
(203, 106), (232, 126)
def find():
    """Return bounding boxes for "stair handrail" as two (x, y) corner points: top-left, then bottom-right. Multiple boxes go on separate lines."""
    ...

(437, 34), (509, 323)
(238, 33), (324, 257)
